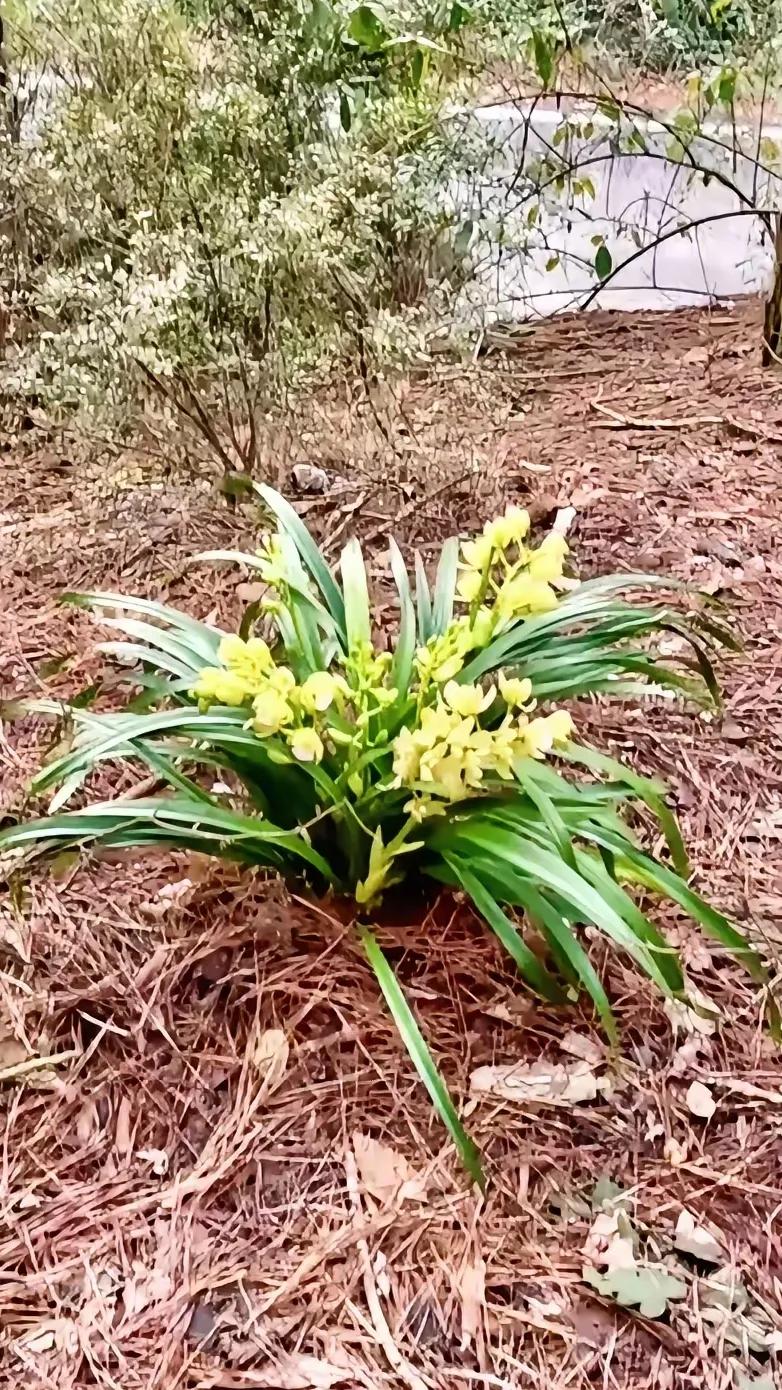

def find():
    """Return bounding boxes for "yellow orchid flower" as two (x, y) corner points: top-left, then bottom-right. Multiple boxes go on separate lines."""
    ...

(483, 721), (518, 779)
(498, 673), (533, 708)
(419, 741), (451, 782)
(288, 727), (324, 763)
(414, 704), (460, 749)
(442, 680), (496, 718)
(268, 665), (297, 695)
(299, 670), (346, 713)
(392, 726), (420, 783)
(252, 688), (293, 736)
(521, 709), (573, 759)
(428, 752), (467, 802)
(217, 635), (273, 688)
(461, 533), (494, 572)
(403, 796), (447, 822)
(456, 568), (483, 603)
(191, 666), (251, 707)
(528, 533), (569, 583)
(545, 709), (574, 744)
(483, 504), (531, 551)
(496, 574), (558, 622)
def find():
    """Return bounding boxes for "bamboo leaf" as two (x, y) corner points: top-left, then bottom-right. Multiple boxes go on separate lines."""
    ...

(62, 591), (222, 664)
(0, 797), (337, 880)
(433, 818), (680, 996)
(559, 742), (688, 876)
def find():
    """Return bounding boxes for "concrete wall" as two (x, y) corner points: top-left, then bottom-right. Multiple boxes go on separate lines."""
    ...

(459, 103), (780, 322)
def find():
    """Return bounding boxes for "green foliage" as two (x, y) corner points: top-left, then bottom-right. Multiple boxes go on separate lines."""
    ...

(4, 0), (780, 426)
(0, 490), (771, 1180)
(2, 0), (484, 422)
(485, 0), (779, 71)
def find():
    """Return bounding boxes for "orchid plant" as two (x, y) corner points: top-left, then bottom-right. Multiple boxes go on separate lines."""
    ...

(0, 485), (768, 1182)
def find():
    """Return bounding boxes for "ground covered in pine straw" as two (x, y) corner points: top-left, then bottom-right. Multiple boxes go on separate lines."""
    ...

(2, 301), (782, 1389)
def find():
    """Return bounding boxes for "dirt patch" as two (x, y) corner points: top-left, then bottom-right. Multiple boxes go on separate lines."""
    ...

(2, 301), (782, 1388)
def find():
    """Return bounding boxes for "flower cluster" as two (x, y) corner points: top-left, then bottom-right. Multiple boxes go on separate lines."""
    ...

(191, 504), (575, 814)
(392, 677), (572, 811)
(455, 504), (570, 629)
(192, 635), (350, 764)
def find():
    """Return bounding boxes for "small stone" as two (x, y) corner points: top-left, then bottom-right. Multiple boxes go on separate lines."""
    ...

(291, 463), (329, 493)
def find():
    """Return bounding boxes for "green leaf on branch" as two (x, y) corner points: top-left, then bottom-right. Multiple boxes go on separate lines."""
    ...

(448, 1), (470, 31)
(594, 245), (613, 281)
(532, 29), (554, 88)
(347, 4), (387, 50)
(718, 67), (736, 105)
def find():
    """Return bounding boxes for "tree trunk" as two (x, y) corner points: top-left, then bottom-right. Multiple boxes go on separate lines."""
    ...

(763, 212), (782, 367)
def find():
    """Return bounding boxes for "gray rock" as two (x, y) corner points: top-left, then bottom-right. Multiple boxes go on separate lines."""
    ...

(291, 463), (329, 493)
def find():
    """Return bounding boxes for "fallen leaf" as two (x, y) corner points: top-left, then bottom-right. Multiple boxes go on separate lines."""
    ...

(670, 1035), (708, 1077)
(568, 1296), (617, 1349)
(686, 1080), (717, 1120)
(236, 581), (268, 603)
(583, 1210), (636, 1274)
(17, 1326), (56, 1355)
(459, 1256), (485, 1348)
(559, 1030), (604, 1066)
(683, 344), (709, 365)
(590, 1176), (625, 1211)
(15, 1319), (78, 1358)
(0, 1035), (27, 1069)
(664, 1136), (688, 1166)
(583, 1265), (687, 1319)
(674, 1210), (724, 1264)
(121, 1262), (173, 1318)
(137, 1147), (169, 1176)
(664, 995), (719, 1038)
(548, 1183), (592, 1223)
(700, 1305), (778, 1354)
(698, 1265), (748, 1313)
(720, 720), (749, 744)
(0, 914), (30, 963)
(186, 1301), (219, 1343)
(141, 877), (195, 918)
(254, 1029), (289, 1090)
(352, 1131), (427, 1203)
(470, 1058), (604, 1105)
(718, 1078), (782, 1104)
(114, 1096), (133, 1157)
(552, 504), (577, 536)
